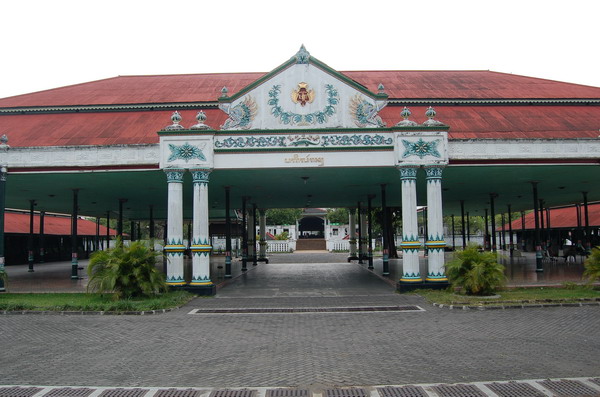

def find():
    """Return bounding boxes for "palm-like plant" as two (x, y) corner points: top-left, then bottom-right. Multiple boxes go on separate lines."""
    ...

(583, 246), (600, 284)
(87, 239), (167, 299)
(446, 245), (505, 296)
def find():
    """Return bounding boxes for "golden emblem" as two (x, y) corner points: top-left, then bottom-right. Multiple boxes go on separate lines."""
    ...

(291, 82), (315, 107)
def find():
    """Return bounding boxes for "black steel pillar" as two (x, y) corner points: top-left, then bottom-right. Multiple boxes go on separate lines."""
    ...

(532, 182), (543, 272)
(0, 166), (6, 292)
(460, 200), (466, 249)
(521, 210), (526, 251)
(130, 220), (135, 242)
(241, 197), (248, 272)
(225, 187), (232, 278)
(95, 216), (100, 252)
(539, 200), (545, 248)
(357, 201), (363, 264)
(423, 208), (428, 258)
(490, 194), (497, 252)
(381, 184), (389, 275)
(118, 199), (127, 238)
(28, 200), (36, 272)
(583, 192), (590, 251)
(367, 194), (374, 270)
(39, 211), (45, 262)
(508, 205), (514, 257)
(501, 214), (506, 250)
(106, 211), (111, 250)
(252, 203), (258, 266)
(451, 214), (456, 250)
(466, 211), (471, 243)
(71, 189), (79, 279)
(149, 205), (155, 240)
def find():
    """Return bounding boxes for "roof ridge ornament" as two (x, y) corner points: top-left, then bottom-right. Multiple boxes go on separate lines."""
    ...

(396, 106), (418, 127)
(422, 106), (444, 126)
(190, 110), (210, 130)
(164, 111), (185, 130)
(295, 44), (310, 64)
(378, 83), (385, 95)
(221, 86), (229, 98)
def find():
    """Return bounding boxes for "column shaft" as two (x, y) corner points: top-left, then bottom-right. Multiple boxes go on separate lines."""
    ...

(259, 209), (267, 261)
(71, 189), (79, 279)
(224, 187), (232, 277)
(399, 165), (421, 283)
(164, 169), (186, 285)
(425, 165), (447, 282)
(191, 169), (212, 286)
(348, 208), (357, 259)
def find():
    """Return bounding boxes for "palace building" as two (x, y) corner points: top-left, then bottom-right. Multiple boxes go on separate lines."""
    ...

(0, 46), (598, 294)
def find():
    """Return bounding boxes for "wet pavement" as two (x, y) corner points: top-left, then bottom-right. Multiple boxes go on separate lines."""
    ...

(2, 249), (589, 293)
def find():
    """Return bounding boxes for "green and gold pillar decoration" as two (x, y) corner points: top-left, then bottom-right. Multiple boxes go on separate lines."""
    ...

(258, 208), (268, 263)
(424, 165), (448, 284)
(399, 165), (421, 285)
(190, 169), (213, 287)
(164, 168), (186, 285)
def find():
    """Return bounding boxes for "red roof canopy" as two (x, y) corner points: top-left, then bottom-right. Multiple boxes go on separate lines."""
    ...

(4, 212), (117, 236)
(502, 203), (600, 231)
(1, 71), (599, 107)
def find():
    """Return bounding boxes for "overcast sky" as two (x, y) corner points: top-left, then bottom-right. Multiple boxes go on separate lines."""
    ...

(1, 0), (598, 99)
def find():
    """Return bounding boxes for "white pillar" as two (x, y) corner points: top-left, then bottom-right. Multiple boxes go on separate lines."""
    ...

(424, 165), (447, 282)
(399, 165), (422, 283)
(164, 168), (186, 285)
(349, 208), (357, 257)
(190, 169), (212, 286)
(259, 209), (267, 259)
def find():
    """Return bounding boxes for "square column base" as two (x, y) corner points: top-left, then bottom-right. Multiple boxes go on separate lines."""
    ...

(347, 255), (359, 262)
(397, 280), (450, 292)
(257, 257), (269, 264)
(171, 284), (216, 296)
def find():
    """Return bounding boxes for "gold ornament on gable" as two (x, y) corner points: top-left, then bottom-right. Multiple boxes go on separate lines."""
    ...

(291, 82), (315, 107)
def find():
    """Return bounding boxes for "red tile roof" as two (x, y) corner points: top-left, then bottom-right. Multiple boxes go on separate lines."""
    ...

(5, 211), (117, 236)
(0, 70), (599, 147)
(1, 71), (599, 107)
(1, 104), (599, 148)
(501, 203), (600, 230)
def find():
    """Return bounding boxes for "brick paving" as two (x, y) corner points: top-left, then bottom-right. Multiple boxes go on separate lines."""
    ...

(1, 253), (599, 392)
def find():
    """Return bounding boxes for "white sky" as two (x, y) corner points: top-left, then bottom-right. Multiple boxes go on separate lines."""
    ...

(1, 0), (599, 99)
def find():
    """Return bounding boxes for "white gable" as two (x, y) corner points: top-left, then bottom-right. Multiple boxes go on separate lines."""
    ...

(219, 48), (387, 130)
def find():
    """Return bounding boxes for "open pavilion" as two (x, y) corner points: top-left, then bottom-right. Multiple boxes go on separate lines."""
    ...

(0, 46), (598, 294)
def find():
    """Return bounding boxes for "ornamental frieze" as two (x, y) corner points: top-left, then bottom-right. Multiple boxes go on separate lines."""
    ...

(214, 133), (394, 149)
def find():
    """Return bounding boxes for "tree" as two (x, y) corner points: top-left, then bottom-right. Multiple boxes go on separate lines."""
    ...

(265, 208), (302, 225)
(87, 238), (167, 299)
(583, 246), (600, 283)
(326, 208), (349, 224)
(445, 245), (505, 295)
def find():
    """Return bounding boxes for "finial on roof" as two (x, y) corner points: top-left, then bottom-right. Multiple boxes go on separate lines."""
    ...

(221, 86), (229, 98)
(378, 83), (385, 95)
(0, 135), (7, 145)
(190, 110), (210, 130)
(395, 106), (418, 127)
(422, 106), (444, 126)
(164, 111), (185, 131)
(295, 44), (310, 64)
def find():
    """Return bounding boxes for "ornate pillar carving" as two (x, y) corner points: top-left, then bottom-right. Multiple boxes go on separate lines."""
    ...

(164, 168), (186, 285)
(399, 165), (421, 284)
(190, 169), (213, 287)
(424, 165), (447, 283)
(360, 205), (368, 262)
(247, 205), (256, 263)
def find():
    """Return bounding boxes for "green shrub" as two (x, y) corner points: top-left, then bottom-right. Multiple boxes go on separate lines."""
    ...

(87, 239), (167, 299)
(275, 231), (289, 240)
(445, 245), (505, 296)
(583, 246), (600, 283)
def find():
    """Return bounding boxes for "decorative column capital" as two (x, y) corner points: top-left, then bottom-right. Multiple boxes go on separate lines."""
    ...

(191, 168), (212, 184)
(424, 164), (444, 180)
(164, 168), (185, 183)
(397, 164), (420, 180)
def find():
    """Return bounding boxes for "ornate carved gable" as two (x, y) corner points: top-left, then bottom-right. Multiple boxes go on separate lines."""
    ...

(218, 46), (388, 130)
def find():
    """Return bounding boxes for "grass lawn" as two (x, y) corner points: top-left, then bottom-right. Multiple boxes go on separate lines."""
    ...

(0, 291), (195, 312)
(414, 285), (600, 306)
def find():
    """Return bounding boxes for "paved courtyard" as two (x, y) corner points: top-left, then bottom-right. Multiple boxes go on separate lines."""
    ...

(1, 252), (599, 394)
